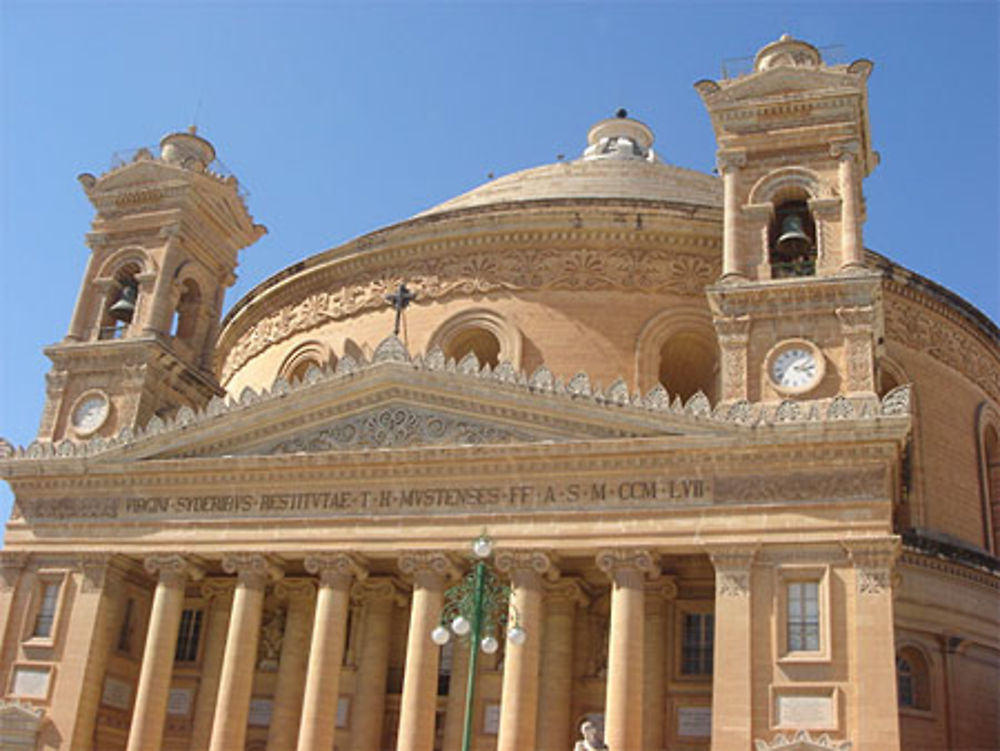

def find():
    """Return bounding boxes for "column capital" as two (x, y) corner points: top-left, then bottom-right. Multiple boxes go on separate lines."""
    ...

(596, 548), (661, 583)
(830, 138), (861, 161)
(222, 553), (284, 589)
(708, 546), (758, 598)
(646, 575), (679, 601)
(0, 551), (28, 592)
(494, 549), (558, 585)
(717, 148), (747, 172)
(398, 551), (461, 587)
(352, 576), (408, 607)
(842, 537), (901, 595)
(80, 553), (130, 593)
(200, 577), (237, 601)
(543, 576), (591, 611)
(304, 552), (368, 589)
(145, 554), (206, 587)
(274, 577), (318, 602)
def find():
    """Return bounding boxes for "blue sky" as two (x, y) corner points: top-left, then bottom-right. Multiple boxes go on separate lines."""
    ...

(1, 1), (997, 528)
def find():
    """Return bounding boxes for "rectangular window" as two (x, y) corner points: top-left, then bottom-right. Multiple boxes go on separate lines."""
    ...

(174, 609), (203, 662)
(33, 582), (61, 638)
(681, 612), (714, 675)
(787, 581), (820, 652)
(117, 597), (135, 653)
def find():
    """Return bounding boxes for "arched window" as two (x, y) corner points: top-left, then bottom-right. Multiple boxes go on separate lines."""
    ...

(278, 341), (335, 384)
(658, 332), (717, 402)
(769, 200), (817, 278)
(976, 403), (1000, 554)
(430, 309), (521, 370)
(99, 262), (142, 340)
(896, 647), (931, 710)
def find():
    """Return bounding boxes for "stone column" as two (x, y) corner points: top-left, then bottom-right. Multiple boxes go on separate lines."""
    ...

(643, 578), (678, 751)
(396, 553), (459, 751)
(844, 539), (902, 751)
(536, 578), (589, 751)
(190, 579), (236, 751)
(494, 551), (554, 751)
(65, 253), (98, 341)
(718, 149), (748, 280)
(349, 578), (404, 751)
(141, 232), (179, 334)
(708, 547), (757, 751)
(596, 549), (660, 751)
(126, 555), (205, 751)
(441, 636), (470, 751)
(266, 579), (317, 751)
(832, 140), (864, 269)
(208, 554), (283, 751)
(296, 555), (368, 751)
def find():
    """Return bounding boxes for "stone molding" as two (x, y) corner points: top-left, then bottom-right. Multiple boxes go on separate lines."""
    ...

(144, 554), (206, 587)
(709, 547), (758, 598)
(842, 538), (900, 595)
(0, 336), (913, 465)
(221, 553), (284, 589)
(304, 552), (369, 589)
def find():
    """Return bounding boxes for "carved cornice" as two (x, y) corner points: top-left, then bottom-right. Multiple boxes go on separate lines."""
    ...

(222, 553), (284, 589)
(144, 554), (206, 588)
(304, 552), (369, 589)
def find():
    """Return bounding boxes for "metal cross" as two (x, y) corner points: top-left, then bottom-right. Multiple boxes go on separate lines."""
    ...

(385, 283), (415, 337)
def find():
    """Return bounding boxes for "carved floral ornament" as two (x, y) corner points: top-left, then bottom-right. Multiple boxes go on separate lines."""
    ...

(0, 335), (913, 463)
(219, 246), (720, 380)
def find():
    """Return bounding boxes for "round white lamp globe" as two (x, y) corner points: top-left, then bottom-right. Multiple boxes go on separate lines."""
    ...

(431, 625), (451, 645)
(507, 625), (527, 646)
(471, 536), (493, 559)
(481, 635), (499, 654)
(451, 615), (471, 636)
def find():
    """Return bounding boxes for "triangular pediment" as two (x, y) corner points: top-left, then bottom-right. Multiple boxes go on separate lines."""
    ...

(90, 158), (190, 193)
(713, 67), (861, 103)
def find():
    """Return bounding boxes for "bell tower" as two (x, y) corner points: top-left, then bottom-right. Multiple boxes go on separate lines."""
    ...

(38, 128), (266, 442)
(697, 35), (884, 403)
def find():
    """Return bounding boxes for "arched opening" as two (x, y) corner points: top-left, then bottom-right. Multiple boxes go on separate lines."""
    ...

(896, 647), (931, 710)
(287, 359), (323, 383)
(443, 327), (501, 369)
(983, 423), (1000, 553)
(278, 341), (335, 384)
(99, 262), (141, 340)
(171, 279), (201, 342)
(658, 332), (717, 402)
(769, 200), (817, 278)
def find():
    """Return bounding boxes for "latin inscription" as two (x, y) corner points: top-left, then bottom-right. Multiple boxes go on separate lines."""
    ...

(21, 477), (711, 522)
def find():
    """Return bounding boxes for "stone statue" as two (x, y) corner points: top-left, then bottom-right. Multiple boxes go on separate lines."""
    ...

(574, 720), (608, 751)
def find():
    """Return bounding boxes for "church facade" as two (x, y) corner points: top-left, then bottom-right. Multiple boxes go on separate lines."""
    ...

(1, 36), (998, 751)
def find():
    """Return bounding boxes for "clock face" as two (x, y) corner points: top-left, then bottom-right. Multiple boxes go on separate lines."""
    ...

(72, 393), (109, 434)
(770, 346), (821, 391)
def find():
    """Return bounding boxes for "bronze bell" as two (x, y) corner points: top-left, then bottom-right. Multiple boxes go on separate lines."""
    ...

(108, 284), (137, 323)
(775, 213), (812, 256)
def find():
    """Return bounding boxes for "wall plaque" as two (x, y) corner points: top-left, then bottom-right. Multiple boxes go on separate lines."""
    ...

(336, 696), (350, 728)
(677, 706), (711, 737)
(13, 666), (51, 699)
(167, 687), (193, 716)
(483, 703), (501, 735)
(248, 698), (273, 726)
(101, 676), (132, 709)
(776, 694), (834, 729)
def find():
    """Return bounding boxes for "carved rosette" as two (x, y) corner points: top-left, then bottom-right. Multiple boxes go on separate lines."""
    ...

(304, 552), (369, 590)
(398, 551), (461, 589)
(144, 554), (206, 589)
(0, 552), (28, 592)
(222, 553), (284, 590)
(596, 548), (661, 588)
(843, 538), (900, 596)
(709, 548), (758, 598)
(494, 550), (558, 589)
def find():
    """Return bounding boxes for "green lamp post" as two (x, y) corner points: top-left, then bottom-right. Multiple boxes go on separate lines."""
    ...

(430, 534), (526, 751)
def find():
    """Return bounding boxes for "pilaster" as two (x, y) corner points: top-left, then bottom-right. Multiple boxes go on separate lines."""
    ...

(643, 577), (678, 751)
